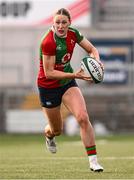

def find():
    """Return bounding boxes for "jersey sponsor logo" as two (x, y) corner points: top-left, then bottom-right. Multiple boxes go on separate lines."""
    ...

(62, 53), (71, 64)
(56, 45), (62, 50)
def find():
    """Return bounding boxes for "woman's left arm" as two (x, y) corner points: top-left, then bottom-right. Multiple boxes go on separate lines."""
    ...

(79, 37), (104, 70)
(79, 37), (100, 61)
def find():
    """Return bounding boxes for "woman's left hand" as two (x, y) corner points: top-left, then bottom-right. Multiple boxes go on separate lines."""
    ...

(89, 53), (104, 72)
(98, 61), (104, 72)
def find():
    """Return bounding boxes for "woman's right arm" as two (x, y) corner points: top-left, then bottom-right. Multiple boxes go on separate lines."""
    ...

(43, 55), (92, 81)
(43, 55), (75, 79)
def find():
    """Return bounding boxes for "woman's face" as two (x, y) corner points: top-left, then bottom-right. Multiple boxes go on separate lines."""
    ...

(53, 14), (71, 37)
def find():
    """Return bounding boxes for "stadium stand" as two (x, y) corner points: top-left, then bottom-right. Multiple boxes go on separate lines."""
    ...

(92, 0), (134, 30)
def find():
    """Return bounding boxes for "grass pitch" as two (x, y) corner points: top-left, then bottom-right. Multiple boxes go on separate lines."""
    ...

(0, 134), (134, 179)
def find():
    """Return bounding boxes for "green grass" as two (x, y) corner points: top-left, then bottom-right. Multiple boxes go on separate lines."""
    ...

(0, 134), (134, 179)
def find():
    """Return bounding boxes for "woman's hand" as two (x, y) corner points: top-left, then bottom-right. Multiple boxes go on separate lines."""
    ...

(74, 68), (94, 83)
(89, 53), (104, 72)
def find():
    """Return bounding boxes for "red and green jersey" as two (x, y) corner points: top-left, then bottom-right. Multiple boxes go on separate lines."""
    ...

(37, 26), (84, 88)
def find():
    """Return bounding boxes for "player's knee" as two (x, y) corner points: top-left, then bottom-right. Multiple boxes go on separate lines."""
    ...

(76, 111), (89, 128)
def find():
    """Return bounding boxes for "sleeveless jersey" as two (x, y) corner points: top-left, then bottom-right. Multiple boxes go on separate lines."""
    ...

(37, 26), (84, 88)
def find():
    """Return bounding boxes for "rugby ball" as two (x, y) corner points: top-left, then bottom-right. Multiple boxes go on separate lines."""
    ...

(81, 56), (104, 83)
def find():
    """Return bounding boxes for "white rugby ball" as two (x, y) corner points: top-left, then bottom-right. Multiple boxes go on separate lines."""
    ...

(81, 56), (104, 83)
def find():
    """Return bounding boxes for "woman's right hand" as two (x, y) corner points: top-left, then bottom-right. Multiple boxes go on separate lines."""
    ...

(74, 68), (94, 83)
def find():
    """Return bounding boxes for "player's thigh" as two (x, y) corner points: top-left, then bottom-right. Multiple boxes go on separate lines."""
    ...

(62, 87), (88, 117)
(42, 106), (63, 131)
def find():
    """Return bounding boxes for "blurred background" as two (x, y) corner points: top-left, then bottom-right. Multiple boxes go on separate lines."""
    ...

(0, 0), (134, 135)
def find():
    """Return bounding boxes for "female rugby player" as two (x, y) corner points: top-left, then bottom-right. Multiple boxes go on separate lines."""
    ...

(37, 8), (104, 172)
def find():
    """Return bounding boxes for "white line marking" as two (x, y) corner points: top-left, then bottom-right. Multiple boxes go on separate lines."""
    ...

(1, 156), (134, 160)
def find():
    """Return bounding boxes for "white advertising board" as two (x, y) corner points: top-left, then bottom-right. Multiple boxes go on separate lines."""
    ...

(0, 0), (91, 27)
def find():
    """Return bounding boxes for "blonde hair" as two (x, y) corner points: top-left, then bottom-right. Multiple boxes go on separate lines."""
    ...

(55, 8), (71, 21)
